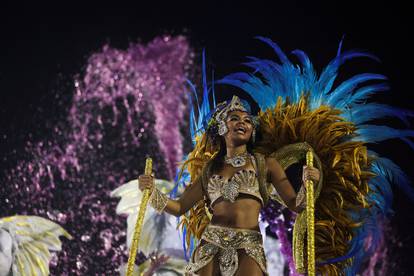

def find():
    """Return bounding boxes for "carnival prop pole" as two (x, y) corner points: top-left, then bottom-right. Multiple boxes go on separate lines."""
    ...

(306, 150), (315, 276)
(126, 157), (153, 276)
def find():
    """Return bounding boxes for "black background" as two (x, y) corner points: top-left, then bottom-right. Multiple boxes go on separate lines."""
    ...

(1, 1), (413, 273)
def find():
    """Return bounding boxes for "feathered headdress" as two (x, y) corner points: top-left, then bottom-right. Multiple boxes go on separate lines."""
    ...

(175, 38), (414, 275)
(217, 36), (414, 275)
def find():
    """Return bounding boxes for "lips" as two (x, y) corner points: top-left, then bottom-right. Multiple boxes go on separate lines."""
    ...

(235, 126), (246, 134)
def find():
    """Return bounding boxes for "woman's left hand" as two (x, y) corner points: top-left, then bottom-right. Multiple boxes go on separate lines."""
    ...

(302, 165), (320, 184)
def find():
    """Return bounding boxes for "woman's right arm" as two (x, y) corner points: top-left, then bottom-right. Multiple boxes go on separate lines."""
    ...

(138, 175), (204, 217)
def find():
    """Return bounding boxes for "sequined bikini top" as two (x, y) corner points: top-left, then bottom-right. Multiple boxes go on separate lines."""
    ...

(207, 169), (264, 207)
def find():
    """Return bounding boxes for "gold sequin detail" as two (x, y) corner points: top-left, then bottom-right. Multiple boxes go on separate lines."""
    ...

(149, 187), (168, 213)
(185, 224), (267, 276)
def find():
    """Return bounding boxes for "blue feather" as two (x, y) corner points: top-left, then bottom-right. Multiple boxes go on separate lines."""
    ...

(291, 49), (314, 74)
(182, 226), (189, 260)
(337, 35), (345, 57)
(244, 57), (284, 75)
(218, 73), (278, 110)
(178, 49), (222, 257)
(318, 50), (380, 97)
(355, 125), (414, 149)
(345, 83), (389, 106)
(255, 36), (291, 64)
(369, 152), (414, 201)
(327, 73), (387, 107)
(340, 150), (413, 274)
(345, 103), (414, 126)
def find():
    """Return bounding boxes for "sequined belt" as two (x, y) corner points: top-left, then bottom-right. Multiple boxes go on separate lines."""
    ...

(185, 224), (267, 276)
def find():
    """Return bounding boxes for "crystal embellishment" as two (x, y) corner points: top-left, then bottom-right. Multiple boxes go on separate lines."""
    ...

(221, 180), (239, 202)
(185, 224), (268, 275)
(224, 152), (251, 168)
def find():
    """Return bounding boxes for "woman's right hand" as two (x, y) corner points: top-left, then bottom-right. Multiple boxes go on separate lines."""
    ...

(138, 174), (154, 192)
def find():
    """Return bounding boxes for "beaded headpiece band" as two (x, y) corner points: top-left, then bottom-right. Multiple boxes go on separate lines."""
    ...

(207, 95), (257, 140)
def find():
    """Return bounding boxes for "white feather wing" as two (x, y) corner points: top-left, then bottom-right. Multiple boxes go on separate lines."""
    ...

(0, 215), (72, 276)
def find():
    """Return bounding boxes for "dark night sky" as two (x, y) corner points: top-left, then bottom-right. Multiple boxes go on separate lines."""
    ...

(1, 1), (413, 273)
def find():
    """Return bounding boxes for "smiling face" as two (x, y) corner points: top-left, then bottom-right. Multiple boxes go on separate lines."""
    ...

(223, 110), (254, 147)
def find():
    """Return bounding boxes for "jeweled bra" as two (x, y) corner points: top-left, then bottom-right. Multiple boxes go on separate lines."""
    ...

(207, 170), (264, 207)
(206, 156), (264, 207)
(201, 153), (269, 208)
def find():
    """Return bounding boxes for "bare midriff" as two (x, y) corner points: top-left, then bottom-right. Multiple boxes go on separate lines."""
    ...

(210, 196), (262, 231)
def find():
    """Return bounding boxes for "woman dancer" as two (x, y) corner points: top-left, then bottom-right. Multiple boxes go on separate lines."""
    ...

(139, 95), (320, 275)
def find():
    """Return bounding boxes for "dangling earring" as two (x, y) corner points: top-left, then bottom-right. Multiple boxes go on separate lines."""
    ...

(252, 128), (256, 143)
(218, 120), (228, 136)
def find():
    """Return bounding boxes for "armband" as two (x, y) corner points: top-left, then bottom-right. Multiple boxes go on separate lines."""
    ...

(149, 187), (168, 213)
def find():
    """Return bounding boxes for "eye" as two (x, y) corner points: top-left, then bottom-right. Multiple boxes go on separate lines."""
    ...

(242, 117), (252, 124)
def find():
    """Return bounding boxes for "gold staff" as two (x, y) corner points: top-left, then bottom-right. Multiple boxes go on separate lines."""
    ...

(306, 150), (315, 276)
(126, 157), (153, 276)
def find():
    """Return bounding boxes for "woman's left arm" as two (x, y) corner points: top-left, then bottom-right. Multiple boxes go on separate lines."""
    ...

(265, 157), (320, 213)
